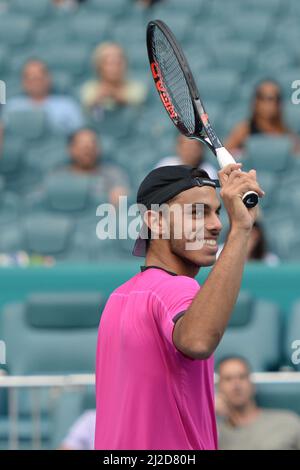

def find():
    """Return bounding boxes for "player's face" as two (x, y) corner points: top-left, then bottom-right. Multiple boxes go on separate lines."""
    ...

(218, 360), (254, 410)
(167, 186), (222, 267)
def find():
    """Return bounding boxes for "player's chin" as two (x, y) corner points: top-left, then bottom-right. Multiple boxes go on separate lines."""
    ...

(184, 249), (217, 267)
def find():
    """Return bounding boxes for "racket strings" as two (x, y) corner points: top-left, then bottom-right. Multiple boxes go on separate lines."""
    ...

(151, 27), (196, 135)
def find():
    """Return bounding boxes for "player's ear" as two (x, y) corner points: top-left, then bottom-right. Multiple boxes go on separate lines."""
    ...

(144, 210), (169, 240)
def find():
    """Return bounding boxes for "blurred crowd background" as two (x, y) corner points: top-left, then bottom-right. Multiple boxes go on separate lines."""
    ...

(0, 0), (300, 263)
(0, 0), (300, 451)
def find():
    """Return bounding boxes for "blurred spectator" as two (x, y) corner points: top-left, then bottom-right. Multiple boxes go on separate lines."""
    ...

(155, 135), (218, 179)
(225, 79), (300, 156)
(217, 221), (279, 266)
(216, 357), (300, 449)
(3, 60), (84, 134)
(135, 0), (164, 7)
(246, 221), (279, 265)
(52, 0), (87, 9)
(61, 128), (129, 205)
(60, 409), (96, 450)
(80, 42), (147, 117)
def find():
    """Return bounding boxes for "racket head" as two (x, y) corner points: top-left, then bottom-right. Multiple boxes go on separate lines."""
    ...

(147, 20), (204, 139)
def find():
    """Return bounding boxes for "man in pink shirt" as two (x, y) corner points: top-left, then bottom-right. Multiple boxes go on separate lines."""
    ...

(95, 163), (264, 450)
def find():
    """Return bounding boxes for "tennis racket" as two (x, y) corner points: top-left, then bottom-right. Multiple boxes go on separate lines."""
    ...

(146, 19), (259, 208)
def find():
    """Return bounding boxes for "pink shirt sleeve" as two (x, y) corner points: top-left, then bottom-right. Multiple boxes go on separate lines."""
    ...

(153, 276), (200, 350)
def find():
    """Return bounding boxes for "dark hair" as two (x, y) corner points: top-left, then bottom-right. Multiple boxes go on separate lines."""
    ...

(248, 221), (267, 260)
(217, 355), (252, 373)
(253, 78), (282, 102)
(67, 127), (98, 146)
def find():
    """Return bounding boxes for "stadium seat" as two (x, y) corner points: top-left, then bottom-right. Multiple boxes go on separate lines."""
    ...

(0, 137), (24, 176)
(256, 382), (300, 415)
(10, 0), (51, 19)
(21, 214), (76, 260)
(215, 292), (281, 371)
(244, 136), (293, 172)
(284, 101), (300, 134)
(112, 21), (146, 46)
(255, 44), (296, 76)
(0, 222), (22, 255)
(2, 292), (102, 375)
(275, 160), (300, 212)
(143, 0), (204, 18)
(35, 44), (90, 78)
(197, 70), (239, 106)
(241, 0), (282, 15)
(262, 212), (300, 262)
(52, 71), (73, 95)
(74, 218), (127, 262)
(253, 172), (280, 210)
(35, 19), (72, 45)
(25, 137), (68, 172)
(4, 110), (48, 141)
(0, 15), (33, 47)
(183, 43), (212, 74)
(87, 0), (127, 16)
(89, 106), (141, 140)
(229, 14), (271, 43)
(68, 13), (112, 46)
(0, 181), (20, 227)
(210, 41), (255, 75)
(222, 103), (249, 138)
(285, 300), (300, 371)
(24, 173), (101, 217)
(191, 22), (231, 48)
(0, 46), (8, 75)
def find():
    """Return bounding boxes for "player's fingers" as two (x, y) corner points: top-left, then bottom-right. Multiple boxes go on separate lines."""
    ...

(227, 169), (244, 184)
(235, 180), (265, 198)
(218, 164), (242, 185)
(248, 169), (257, 180)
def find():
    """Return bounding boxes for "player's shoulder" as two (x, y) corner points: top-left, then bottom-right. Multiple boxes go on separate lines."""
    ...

(112, 268), (199, 297)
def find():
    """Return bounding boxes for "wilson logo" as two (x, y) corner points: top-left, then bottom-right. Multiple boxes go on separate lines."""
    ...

(151, 62), (178, 120)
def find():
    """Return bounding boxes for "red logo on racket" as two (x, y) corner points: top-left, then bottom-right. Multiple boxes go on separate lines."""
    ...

(201, 113), (209, 125)
(151, 62), (178, 121)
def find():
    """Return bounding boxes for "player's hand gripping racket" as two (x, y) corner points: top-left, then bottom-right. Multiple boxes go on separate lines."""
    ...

(146, 20), (259, 208)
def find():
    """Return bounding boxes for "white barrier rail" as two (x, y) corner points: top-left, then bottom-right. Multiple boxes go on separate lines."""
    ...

(0, 372), (300, 450)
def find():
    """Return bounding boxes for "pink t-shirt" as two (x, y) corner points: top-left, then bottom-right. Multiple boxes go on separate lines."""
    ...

(95, 266), (217, 450)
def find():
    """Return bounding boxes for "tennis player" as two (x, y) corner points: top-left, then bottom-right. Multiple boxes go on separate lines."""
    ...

(94, 163), (264, 450)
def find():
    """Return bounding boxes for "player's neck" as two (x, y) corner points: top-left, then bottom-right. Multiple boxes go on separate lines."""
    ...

(145, 244), (199, 278)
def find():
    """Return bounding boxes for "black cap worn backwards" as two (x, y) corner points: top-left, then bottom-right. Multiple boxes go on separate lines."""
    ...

(132, 165), (220, 257)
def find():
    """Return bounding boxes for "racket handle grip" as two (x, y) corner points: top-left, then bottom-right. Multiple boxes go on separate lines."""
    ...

(215, 147), (259, 208)
(215, 147), (236, 167)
